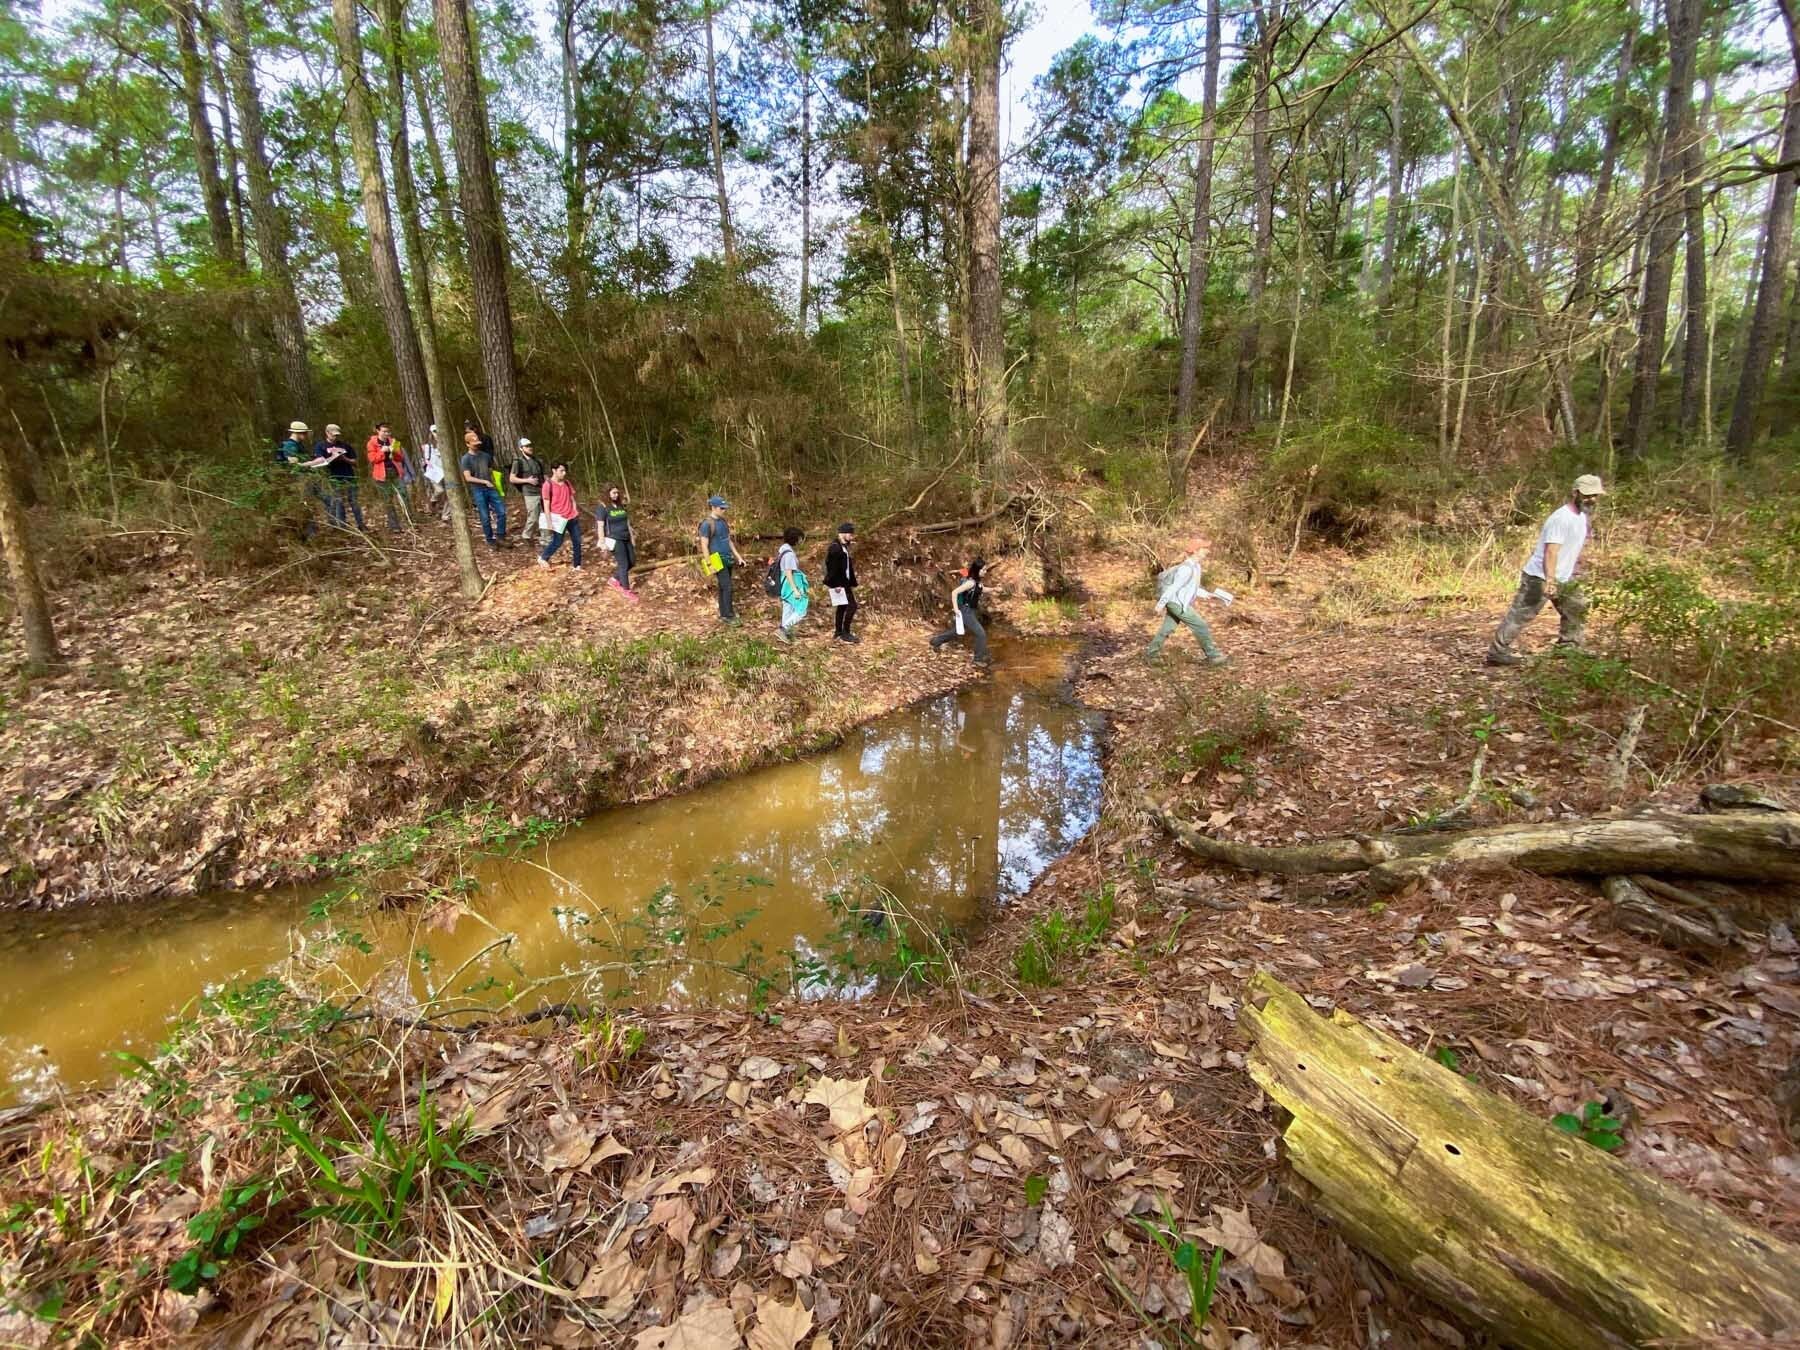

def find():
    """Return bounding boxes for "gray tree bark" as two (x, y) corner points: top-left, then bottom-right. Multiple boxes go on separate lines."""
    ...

(1726, 84), (1800, 459)
(1233, 0), (1276, 424)
(0, 447), (58, 671)
(967, 0), (1008, 492)
(1173, 0), (1221, 447)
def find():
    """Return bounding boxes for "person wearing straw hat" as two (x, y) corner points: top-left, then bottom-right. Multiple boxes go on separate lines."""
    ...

(1486, 474), (1607, 666)
(274, 421), (310, 468)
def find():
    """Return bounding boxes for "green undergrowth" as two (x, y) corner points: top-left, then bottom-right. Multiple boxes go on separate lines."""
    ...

(1013, 885), (1116, 987)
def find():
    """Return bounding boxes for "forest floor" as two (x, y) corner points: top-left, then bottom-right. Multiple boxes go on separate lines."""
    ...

(2, 483), (1798, 1348)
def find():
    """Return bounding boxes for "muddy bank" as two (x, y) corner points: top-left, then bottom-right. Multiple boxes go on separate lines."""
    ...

(0, 534), (1007, 912)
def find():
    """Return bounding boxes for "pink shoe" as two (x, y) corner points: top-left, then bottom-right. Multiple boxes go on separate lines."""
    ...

(623, 587), (640, 603)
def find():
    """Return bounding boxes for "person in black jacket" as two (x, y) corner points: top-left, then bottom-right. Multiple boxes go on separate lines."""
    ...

(824, 522), (859, 643)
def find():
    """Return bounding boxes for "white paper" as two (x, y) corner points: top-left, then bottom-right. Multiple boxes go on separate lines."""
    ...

(953, 608), (966, 636)
(541, 511), (570, 535)
(829, 586), (849, 607)
(1211, 587), (1234, 606)
(601, 535), (617, 552)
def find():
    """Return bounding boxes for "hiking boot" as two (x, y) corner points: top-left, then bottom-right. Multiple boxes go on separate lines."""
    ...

(1207, 654), (1230, 667)
(1485, 649), (1523, 667)
(779, 627), (796, 643)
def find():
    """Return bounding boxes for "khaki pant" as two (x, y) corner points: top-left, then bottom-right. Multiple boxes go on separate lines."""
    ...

(1147, 602), (1225, 661)
(1489, 573), (1589, 658)
(519, 490), (543, 543)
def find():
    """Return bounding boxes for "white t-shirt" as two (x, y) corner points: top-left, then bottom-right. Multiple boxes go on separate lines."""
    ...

(1523, 504), (1589, 583)
(420, 441), (446, 484)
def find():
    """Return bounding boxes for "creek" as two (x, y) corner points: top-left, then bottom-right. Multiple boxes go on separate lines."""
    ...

(0, 639), (1102, 1104)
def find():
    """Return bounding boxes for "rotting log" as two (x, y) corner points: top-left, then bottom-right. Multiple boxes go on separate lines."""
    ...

(1242, 974), (1800, 1350)
(1146, 795), (1800, 894)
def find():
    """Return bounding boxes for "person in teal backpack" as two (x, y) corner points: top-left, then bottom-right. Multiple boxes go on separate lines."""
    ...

(775, 526), (809, 641)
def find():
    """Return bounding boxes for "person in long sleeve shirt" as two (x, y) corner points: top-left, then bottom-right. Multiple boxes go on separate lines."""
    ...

(824, 523), (859, 643)
(1145, 539), (1228, 664)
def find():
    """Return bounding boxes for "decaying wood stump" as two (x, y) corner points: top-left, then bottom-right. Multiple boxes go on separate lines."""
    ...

(1242, 974), (1800, 1350)
(1147, 794), (1800, 894)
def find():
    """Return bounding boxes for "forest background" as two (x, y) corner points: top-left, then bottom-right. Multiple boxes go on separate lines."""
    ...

(3, 0), (1800, 593)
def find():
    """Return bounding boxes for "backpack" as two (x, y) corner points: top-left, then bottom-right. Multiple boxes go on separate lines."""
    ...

(764, 555), (784, 598)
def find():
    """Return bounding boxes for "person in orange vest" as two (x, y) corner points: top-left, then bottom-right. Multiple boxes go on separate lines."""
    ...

(365, 422), (412, 533)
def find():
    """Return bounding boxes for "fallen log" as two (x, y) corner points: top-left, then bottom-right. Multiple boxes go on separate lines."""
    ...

(1600, 875), (1739, 956)
(1146, 794), (1800, 893)
(1242, 974), (1800, 1350)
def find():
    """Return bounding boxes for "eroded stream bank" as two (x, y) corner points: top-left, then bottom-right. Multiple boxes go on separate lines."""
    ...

(0, 638), (1101, 1103)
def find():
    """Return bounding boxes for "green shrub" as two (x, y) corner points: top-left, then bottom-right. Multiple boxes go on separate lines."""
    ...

(1162, 688), (1297, 783)
(1013, 886), (1115, 987)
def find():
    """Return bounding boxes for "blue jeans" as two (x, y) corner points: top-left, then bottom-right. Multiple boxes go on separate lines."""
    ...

(469, 484), (506, 544)
(540, 519), (582, 566)
(326, 481), (366, 532)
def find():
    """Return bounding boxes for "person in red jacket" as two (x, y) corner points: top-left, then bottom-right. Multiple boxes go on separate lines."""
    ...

(366, 423), (412, 533)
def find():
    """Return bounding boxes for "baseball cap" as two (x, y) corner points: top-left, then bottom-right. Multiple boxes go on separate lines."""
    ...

(1573, 474), (1607, 497)
(518, 436), (532, 447)
(325, 423), (341, 435)
(708, 495), (729, 508)
(288, 421), (309, 434)
(838, 522), (855, 534)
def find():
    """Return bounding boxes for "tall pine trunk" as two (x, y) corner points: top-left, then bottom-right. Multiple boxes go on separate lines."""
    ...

(170, 0), (234, 265)
(1572, 0), (1636, 310)
(704, 0), (737, 270)
(199, 4), (249, 268)
(1378, 67), (1402, 310)
(0, 447), (57, 672)
(217, 0), (313, 419)
(1233, 0), (1275, 424)
(433, 0), (526, 461)
(966, 0), (1007, 498)
(377, 0), (480, 595)
(1726, 84), (1800, 459)
(1173, 0), (1220, 447)
(1623, 0), (1701, 459)
(799, 74), (812, 330)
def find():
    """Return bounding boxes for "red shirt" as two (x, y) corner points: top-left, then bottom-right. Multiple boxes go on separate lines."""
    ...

(542, 479), (579, 520)
(366, 436), (402, 482)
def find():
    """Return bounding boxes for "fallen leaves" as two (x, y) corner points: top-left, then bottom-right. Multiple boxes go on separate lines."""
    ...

(802, 1076), (877, 1134)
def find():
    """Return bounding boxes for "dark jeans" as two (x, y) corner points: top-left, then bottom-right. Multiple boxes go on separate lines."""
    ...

(325, 480), (366, 532)
(610, 536), (635, 589)
(540, 519), (582, 566)
(930, 601), (989, 663)
(469, 484), (506, 545)
(834, 590), (859, 637)
(715, 564), (735, 619)
(377, 479), (411, 532)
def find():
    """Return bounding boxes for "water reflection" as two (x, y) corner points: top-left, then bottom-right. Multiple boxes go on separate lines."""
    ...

(0, 640), (1101, 1101)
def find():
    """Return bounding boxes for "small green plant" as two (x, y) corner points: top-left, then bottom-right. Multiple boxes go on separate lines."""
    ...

(1013, 886), (1115, 987)
(275, 1094), (486, 1254)
(168, 1178), (280, 1294)
(1129, 1197), (1225, 1343)
(1552, 1100), (1624, 1152)
(1023, 1174), (1048, 1207)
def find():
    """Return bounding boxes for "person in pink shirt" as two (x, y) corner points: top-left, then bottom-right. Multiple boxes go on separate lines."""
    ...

(536, 462), (583, 569)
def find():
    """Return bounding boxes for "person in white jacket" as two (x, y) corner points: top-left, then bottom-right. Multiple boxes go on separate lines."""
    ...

(1146, 538), (1230, 665)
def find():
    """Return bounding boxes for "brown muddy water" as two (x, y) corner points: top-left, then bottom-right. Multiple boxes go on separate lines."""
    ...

(0, 640), (1102, 1104)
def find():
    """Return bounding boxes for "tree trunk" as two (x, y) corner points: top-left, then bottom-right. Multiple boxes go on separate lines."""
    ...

(1378, 66), (1401, 310)
(559, 0), (586, 271)
(0, 447), (57, 671)
(410, 63), (462, 260)
(1233, 0), (1275, 424)
(1243, 975), (1800, 1350)
(1572, 0), (1636, 310)
(216, 0), (314, 420)
(1173, 0), (1221, 447)
(378, 0), (481, 596)
(169, 0), (234, 266)
(1623, 0), (1701, 460)
(198, 3), (249, 268)
(1148, 795), (1800, 893)
(799, 74), (812, 330)
(703, 0), (736, 270)
(432, 0), (526, 461)
(966, 0), (1008, 494)
(1726, 82), (1800, 459)
(1677, 122), (1709, 438)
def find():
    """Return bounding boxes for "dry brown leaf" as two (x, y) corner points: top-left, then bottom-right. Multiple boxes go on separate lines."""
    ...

(748, 1294), (813, 1350)
(634, 1293), (742, 1350)
(803, 1076), (877, 1134)
(740, 1055), (782, 1081)
(543, 1111), (598, 1172)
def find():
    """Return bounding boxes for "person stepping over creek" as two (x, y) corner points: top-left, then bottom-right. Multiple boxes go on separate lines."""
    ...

(1145, 537), (1231, 665)
(928, 557), (991, 667)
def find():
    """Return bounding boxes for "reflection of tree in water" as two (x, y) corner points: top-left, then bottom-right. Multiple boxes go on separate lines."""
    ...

(424, 680), (1102, 1007)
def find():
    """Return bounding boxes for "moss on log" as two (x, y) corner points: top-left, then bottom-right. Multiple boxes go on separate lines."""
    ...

(1242, 974), (1800, 1350)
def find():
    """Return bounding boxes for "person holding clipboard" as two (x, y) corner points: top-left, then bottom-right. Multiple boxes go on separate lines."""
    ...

(599, 485), (639, 600)
(535, 463), (583, 568)
(825, 522), (859, 643)
(927, 557), (990, 666)
(697, 495), (745, 622)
